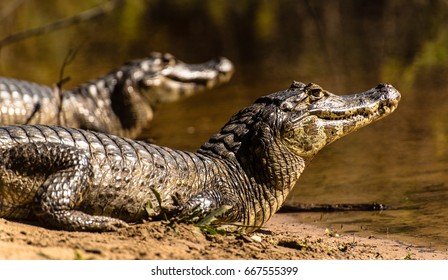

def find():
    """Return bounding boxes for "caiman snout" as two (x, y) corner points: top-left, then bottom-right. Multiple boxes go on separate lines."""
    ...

(375, 83), (401, 106)
(214, 57), (235, 83)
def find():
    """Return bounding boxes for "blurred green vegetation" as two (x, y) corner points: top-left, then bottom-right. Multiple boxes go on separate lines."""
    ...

(1, 0), (448, 91)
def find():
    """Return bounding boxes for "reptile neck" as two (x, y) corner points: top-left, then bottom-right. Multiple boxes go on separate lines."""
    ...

(60, 69), (153, 138)
(198, 105), (307, 228)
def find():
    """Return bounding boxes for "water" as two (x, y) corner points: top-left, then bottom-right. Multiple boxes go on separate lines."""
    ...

(286, 86), (448, 250)
(1, 0), (447, 250)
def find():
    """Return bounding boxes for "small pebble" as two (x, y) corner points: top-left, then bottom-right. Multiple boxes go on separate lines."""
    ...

(251, 235), (262, 242)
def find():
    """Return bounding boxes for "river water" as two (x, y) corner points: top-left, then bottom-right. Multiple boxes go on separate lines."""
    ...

(1, 0), (447, 251)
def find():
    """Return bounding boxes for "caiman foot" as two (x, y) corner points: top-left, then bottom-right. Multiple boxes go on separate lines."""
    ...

(34, 209), (129, 231)
(177, 187), (237, 226)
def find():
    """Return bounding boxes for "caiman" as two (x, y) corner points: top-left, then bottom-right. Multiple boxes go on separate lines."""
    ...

(0, 82), (400, 232)
(0, 52), (234, 139)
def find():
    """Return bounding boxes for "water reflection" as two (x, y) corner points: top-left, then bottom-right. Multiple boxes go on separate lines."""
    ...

(0, 0), (447, 250)
(286, 84), (448, 250)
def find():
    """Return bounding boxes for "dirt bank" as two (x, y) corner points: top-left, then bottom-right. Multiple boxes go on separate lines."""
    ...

(0, 214), (446, 260)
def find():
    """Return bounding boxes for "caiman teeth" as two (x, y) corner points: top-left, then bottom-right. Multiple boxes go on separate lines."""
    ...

(378, 102), (398, 116)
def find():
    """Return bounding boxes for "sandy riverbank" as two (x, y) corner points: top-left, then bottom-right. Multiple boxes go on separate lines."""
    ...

(0, 214), (446, 260)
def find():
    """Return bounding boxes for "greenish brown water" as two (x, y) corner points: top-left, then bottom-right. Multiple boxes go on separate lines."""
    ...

(1, 0), (447, 251)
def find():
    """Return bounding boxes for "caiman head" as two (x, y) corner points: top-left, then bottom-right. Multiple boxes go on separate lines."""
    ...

(199, 81), (400, 229)
(203, 81), (401, 163)
(123, 52), (234, 104)
(276, 81), (401, 158)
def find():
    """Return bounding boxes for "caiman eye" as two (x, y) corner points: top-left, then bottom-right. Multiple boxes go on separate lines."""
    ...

(161, 53), (177, 65)
(310, 89), (325, 100)
(305, 83), (325, 100)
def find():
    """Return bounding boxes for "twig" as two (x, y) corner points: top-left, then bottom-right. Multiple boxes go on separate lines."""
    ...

(57, 45), (82, 89)
(0, 0), (123, 48)
(278, 202), (388, 213)
(54, 45), (83, 126)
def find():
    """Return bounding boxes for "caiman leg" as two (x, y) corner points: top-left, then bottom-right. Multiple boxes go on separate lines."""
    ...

(0, 143), (127, 231)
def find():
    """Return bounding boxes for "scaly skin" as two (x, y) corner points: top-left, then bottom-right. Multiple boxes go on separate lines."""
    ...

(0, 52), (234, 139)
(0, 82), (400, 231)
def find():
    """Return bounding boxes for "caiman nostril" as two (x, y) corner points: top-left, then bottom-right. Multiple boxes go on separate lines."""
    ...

(216, 57), (234, 75)
(376, 83), (401, 102)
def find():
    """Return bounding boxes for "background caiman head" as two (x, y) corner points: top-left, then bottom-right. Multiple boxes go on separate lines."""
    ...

(124, 52), (235, 105)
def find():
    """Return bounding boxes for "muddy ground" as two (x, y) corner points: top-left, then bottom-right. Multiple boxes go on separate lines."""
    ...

(0, 214), (446, 260)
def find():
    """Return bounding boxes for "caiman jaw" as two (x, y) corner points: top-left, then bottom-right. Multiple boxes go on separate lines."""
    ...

(314, 83), (400, 145)
(165, 57), (235, 87)
(313, 84), (400, 123)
